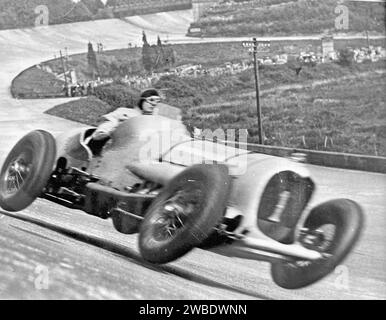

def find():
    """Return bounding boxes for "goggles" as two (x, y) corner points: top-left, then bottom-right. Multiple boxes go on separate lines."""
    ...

(145, 96), (161, 105)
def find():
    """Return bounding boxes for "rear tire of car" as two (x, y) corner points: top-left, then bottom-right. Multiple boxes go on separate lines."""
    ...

(0, 130), (56, 212)
(139, 164), (231, 264)
(271, 199), (364, 289)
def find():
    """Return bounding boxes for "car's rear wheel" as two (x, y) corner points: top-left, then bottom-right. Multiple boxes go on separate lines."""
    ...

(139, 164), (231, 264)
(271, 199), (364, 289)
(0, 130), (56, 212)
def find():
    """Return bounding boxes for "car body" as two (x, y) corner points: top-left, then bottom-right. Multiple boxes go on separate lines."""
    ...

(0, 113), (364, 289)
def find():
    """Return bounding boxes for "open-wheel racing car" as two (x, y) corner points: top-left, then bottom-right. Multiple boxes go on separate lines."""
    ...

(0, 113), (364, 289)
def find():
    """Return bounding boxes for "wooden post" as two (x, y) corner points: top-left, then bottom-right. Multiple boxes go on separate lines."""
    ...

(253, 38), (263, 145)
(60, 50), (68, 96)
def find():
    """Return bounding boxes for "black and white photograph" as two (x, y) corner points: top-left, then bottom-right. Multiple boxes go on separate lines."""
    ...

(0, 0), (385, 303)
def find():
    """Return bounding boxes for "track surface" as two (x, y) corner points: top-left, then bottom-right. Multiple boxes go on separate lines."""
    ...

(0, 10), (385, 300)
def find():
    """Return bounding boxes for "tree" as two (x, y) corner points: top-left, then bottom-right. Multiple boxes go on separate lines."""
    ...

(142, 30), (149, 46)
(155, 35), (165, 69)
(142, 31), (153, 73)
(87, 42), (99, 78)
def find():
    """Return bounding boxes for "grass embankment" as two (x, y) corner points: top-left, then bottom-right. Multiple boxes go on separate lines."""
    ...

(11, 66), (65, 99)
(45, 96), (114, 126)
(46, 61), (386, 156)
(186, 70), (386, 156)
(155, 60), (385, 106)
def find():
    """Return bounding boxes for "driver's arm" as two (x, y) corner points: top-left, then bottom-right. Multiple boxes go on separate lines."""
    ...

(92, 108), (141, 141)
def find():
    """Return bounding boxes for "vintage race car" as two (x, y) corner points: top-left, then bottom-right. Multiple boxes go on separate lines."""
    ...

(0, 114), (364, 289)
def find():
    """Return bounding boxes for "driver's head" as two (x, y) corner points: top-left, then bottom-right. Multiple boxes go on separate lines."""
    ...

(138, 88), (161, 115)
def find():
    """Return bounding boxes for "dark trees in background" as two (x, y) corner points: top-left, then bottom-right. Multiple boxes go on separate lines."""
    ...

(142, 31), (153, 73)
(142, 31), (176, 74)
(87, 42), (99, 79)
(338, 49), (354, 67)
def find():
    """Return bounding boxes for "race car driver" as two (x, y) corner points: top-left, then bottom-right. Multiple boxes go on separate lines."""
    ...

(89, 88), (161, 142)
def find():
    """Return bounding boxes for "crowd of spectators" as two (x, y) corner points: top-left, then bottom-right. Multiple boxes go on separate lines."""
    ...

(117, 61), (255, 90)
(67, 82), (97, 97)
(351, 46), (386, 63)
(299, 46), (386, 65)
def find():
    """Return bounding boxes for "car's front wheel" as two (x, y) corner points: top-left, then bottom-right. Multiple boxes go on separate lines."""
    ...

(271, 199), (364, 289)
(139, 164), (231, 264)
(0, 130), (56, 212)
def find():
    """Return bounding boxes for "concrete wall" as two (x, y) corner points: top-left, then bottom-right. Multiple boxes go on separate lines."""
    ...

(105, 0), (192, 17)
(245, 143), (386, 174)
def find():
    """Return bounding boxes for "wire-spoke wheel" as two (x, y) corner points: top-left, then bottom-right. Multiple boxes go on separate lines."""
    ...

(0, 130), (56, 212)
(3, 153), (32, 196)
(271, 199), (364, 289)
(139, 164), (231, 264)
(152, 186), (203, 242)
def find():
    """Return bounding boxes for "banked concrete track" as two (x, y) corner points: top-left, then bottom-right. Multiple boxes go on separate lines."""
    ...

(0, 9), (385, 299)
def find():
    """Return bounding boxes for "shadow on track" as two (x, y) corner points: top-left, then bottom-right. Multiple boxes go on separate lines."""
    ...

(1, 210), (272, 300)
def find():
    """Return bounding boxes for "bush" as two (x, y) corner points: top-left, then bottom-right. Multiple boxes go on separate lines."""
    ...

(154, 75), (205, 109)
(238, 71), (252, 83)
(337, 49), (354, 67)
(93, 83), (140, 109)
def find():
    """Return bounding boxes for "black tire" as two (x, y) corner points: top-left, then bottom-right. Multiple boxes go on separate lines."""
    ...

(139, 164), (231, 264)
(0, 130), (56, 212)
(271, 199), (364, 289)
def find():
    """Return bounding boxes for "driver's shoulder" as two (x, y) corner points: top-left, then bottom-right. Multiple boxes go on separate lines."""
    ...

(103, 107), (141, 122)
